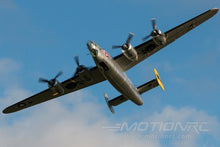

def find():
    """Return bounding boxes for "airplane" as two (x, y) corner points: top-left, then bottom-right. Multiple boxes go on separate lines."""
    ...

(2, 8), (218, 114)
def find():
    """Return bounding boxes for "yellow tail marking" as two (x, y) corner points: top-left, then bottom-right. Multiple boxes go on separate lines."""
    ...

(154, 68), (165, 91)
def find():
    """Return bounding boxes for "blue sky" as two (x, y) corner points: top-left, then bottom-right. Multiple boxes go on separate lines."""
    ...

(0, 0), (220, 146)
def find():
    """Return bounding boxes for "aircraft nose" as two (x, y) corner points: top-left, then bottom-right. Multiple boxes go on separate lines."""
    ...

(87, 40), (99, 57)
(87, 40), (95, 50)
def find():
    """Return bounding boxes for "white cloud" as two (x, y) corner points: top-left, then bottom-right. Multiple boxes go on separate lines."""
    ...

(143, 106), (220, 146)
(0, 88), (31, 109)
(1, 90), (219, 147)
(0, 58), (23, 91)
(0, 91), (159, 147)
(0, 58), (20, 76)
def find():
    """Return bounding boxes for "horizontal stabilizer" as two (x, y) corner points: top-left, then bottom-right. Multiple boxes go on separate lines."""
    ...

(137, 79), (158, 94)
(108, 79), (159, 107)
(109, 95), (128, 106)
(137, 68), (164, 94)
(107, 79), (161, 109)
(105, 68), (164, 113)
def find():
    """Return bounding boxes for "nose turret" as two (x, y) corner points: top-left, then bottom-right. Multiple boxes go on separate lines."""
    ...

(87, 40), (96, 50)
(87, 40), (99, 57)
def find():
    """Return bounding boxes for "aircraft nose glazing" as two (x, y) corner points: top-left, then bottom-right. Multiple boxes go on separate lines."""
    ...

(87, 40), (99, 57)
(87, 40), (96, 50)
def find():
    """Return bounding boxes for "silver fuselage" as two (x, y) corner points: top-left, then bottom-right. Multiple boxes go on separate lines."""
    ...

(87, 40), (143, 105)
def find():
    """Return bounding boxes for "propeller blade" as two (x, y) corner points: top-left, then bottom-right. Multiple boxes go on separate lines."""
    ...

(142, 34), (151, 41)
(111, 45), (122, 49)
(54, 71), (63, 79)
(151, 18), (156, 30)
(126, 32), (134, 44)
(74, 56), (80, 67)
(39, 78), (49, 83)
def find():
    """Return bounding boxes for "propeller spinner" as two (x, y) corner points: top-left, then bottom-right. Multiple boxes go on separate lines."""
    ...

(73, 55), (87, 76)
(111, 32), (138, 61)
(39, 71), (63, 87)
(111, 32), (134, 50)
(142, 18), (162, 41)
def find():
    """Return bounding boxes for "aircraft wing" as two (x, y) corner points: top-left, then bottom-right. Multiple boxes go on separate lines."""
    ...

(3, 67), (106, 113)
(115, 8), (218, 71)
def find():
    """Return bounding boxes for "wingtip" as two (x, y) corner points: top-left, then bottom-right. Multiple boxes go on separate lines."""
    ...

(2, 108), (8, 114)
(2, 106), (13, 114)
(211, 8), (219, 10)
(211, 8), (219, 13)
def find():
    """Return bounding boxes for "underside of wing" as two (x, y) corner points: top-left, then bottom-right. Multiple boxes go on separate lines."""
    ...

(114, 8), (218, 71)
(3, 67), (105, 114)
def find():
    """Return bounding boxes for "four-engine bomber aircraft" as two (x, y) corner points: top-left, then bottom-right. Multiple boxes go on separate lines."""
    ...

(3, 8), (218, 114)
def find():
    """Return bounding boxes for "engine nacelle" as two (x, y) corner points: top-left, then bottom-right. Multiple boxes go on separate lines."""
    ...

(142, 19), (167, 46)
(39, 71), (64, 96)
(151, 32), (167, 46)
(78, 68), (93, 82)
(50, 81), (64, 96)
(122, 44), (138, 61)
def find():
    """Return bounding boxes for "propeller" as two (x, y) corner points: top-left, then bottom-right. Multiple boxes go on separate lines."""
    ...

(111, 32), (134, 50)
(151, 18), (156, 30)
(74, 55), (80, 67)
(73, 55), (87, 76)
(142, 18), (159, 41)
(39, 71), (63, 87)
(54, 71), (63, 79)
